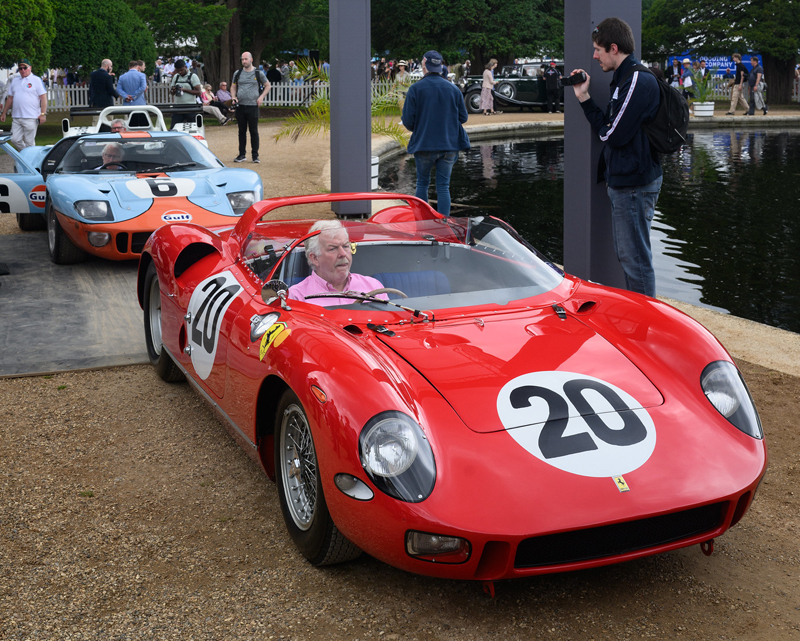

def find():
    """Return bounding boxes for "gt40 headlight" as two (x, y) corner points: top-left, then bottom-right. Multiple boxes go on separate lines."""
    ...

(74, 200), (112, 221)
(701, 360), (762, 438)
(359, 411), (436, 503)
(227, 191), (255, 216)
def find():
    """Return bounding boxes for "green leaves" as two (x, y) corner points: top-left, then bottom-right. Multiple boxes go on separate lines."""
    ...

(274, 58), (410, 148)
(0, 0), (56, 72)
(50, 0), (157, 75)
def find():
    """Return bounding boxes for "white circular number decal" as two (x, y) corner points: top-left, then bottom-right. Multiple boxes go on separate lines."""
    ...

(497, 372), (656, 477)
(187, 271), (242, 380)
(126, 177), (196, 199)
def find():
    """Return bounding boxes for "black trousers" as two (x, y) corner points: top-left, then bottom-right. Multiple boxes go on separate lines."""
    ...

(546, 88), (559, 113)
(236, 105), (260, 157)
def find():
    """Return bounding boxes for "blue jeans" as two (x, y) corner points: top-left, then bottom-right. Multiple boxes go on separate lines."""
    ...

(607, 175), (663, 297)
(414, 150), (459, 216)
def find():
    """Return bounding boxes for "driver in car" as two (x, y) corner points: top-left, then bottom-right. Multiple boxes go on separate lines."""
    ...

(288, 220), (388, 307)
(97, 142), (125, 169)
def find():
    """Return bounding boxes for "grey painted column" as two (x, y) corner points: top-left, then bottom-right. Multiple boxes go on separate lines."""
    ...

(329, 0), (372, 218)
(563, 0), (641, 288)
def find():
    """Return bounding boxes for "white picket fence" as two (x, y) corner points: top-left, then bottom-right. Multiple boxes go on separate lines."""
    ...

(45, 77), (800, 111)
(45, 80), (407, 112)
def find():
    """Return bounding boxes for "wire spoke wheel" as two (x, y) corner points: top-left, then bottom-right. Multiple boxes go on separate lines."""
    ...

(280, 403), (317, 530)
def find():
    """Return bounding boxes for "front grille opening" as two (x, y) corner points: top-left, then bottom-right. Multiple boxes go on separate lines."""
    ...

(515, 502), (725, 568)
(115, 232), (129, 253)
(131, 231), (153, 254)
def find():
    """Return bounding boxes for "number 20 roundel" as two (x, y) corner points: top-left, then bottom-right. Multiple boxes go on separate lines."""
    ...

(496, 372), (656, 478)
(187, 272), (242, 380)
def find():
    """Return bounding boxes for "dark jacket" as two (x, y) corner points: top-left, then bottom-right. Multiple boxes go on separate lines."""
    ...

(89, 67), (119, 107)
(579, 55), (661, 188)
(401, 73), (470, 155)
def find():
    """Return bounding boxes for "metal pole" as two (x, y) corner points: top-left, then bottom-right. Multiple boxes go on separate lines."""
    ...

(329, 0), (372, 218)
(563, 0), (641, 288)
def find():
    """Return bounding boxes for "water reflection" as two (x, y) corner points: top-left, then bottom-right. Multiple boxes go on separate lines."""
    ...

(379, 130), (800, 333)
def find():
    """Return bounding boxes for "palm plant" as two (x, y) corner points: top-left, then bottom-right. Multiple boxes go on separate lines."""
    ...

(688, 67), (718, 103)
(274, 58), (410, 148)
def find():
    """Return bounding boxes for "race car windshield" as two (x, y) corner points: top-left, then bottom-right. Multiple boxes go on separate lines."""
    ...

(250, 216), (564, 311)
(58, 136), (222, 174)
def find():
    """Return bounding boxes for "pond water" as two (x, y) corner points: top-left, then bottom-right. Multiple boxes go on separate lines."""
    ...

(378, 130), (800, 334)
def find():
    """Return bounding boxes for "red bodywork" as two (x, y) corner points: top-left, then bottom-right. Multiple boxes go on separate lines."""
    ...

(138, 193), (767, 580)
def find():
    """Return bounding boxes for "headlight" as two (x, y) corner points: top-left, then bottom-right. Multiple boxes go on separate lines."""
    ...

(227, 191), (255, 215)
(701, 361), (762, 438)
(74, 200), (112, 220)
(359, 411), (436, 502)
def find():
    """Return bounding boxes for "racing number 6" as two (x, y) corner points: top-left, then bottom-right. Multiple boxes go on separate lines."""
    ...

(510, 379), (647, 459)
(191, 277), (240, 354)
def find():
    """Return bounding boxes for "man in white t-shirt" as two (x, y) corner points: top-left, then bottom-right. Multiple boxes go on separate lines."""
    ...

(0, 59), (48, 150)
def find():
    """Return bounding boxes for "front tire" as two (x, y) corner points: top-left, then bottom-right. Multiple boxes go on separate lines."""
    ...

(47, 200), (86, 264)
(274, 389), (361, 566)
(16, 212), (46, 231)
(465, 90), (482, 114)
(143, 261), (184, 382)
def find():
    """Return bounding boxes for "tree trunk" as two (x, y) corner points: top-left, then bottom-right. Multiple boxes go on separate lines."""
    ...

(761, 53), (795, 105)
(201, 0), (240, 90)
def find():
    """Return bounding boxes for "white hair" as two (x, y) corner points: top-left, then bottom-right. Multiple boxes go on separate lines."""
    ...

(305, 220), (346, 266)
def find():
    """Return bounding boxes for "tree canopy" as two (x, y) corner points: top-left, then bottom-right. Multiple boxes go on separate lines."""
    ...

(372, 0), (563, 68)
(643, 0), (800, 103)
(0, 0), (56, 72)
(50, 0), (157, 76)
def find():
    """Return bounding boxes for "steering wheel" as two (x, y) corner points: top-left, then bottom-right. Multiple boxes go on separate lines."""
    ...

(364, 287), (408, 299)
(100, 162), (128, 170)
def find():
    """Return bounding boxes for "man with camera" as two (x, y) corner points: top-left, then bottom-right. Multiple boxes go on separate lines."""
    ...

(169, 59), (202, 129)
(568, 17), (662, 297)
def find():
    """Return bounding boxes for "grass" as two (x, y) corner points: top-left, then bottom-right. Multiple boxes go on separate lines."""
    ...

(79, 490), (95, 498)
(57, 385), (67, 390)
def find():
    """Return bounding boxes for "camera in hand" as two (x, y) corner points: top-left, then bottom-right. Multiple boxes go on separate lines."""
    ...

(171, 85), (183, 96)
(560, 71), (587, 87)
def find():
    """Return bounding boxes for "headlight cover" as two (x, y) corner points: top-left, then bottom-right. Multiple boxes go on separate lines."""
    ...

(701, 360), (762, 438)
(227, 191), (255, 216)
(74, 200), (112, 221)
(359, 411), (436, 502)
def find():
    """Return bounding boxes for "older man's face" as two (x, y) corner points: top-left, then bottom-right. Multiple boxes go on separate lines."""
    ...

(309, 229), (352, 287)
(18, 63), (32, 77)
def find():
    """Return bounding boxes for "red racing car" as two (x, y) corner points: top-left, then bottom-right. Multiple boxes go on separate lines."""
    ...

(138, 193), (767, 582)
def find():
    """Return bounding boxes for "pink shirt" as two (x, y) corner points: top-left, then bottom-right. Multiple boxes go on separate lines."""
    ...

(288, 271), (388, 307)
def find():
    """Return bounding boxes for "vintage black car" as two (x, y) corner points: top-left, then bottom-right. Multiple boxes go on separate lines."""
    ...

(459, 62), (566, 114)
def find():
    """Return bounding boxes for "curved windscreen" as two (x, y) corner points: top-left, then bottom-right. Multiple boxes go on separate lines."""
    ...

(57, 135), (223, 174)
(244, 216), (564, 311)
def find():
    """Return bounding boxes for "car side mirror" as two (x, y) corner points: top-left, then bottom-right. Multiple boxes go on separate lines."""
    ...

(262, 279), (291, 310)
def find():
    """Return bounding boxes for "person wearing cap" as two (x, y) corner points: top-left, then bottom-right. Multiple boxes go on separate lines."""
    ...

(169, 59), (202, 129)
(89, 59), (120, 108)
(568, 17), (662, 297)
(544, 61), (561, 113)
(401, 50), (470, 217)
(0, 59), (48, 150)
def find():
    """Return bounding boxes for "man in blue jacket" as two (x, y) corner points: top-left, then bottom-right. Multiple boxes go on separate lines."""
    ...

(569, 18), (662, 297)
(401, 50), (470, 216)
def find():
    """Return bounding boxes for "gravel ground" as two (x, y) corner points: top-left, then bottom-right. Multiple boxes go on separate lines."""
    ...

(1, 116), (799, 639)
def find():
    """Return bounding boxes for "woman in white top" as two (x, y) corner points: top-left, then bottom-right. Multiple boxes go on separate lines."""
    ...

(481, 59), (500, 115)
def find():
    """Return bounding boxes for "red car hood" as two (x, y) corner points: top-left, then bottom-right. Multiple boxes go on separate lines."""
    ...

(378, 308), (664, 434)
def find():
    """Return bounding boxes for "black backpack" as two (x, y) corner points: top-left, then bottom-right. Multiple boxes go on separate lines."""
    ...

(624, 64), (689, 154)
(232, 68), (268, 94)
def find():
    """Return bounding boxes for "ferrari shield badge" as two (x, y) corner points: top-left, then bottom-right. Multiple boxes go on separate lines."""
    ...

(613, 476), (630, 492)
(260, 322), (291, 360)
